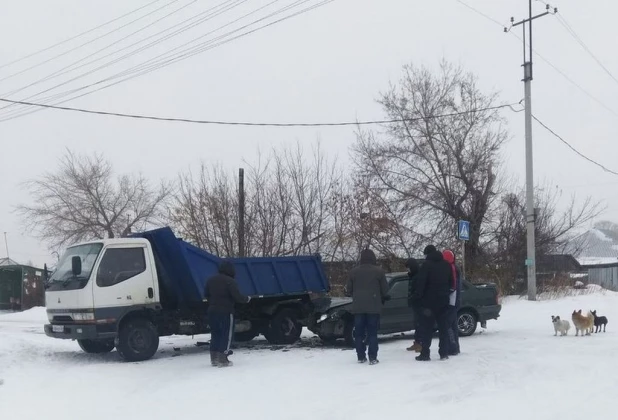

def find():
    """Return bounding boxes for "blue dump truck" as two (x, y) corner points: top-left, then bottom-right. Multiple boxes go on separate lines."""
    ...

(43, 227), (329, 362)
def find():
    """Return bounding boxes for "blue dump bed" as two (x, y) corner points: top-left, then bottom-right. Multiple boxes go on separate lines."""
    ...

(132, 227), (329, 307)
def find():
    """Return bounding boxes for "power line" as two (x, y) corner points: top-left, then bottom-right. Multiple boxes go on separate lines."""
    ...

(532, 114), (618, 176)
(0, 0), (334, 123)
(555, 14), (618, 87)
(454, 0), (618, 118)
(0, 0), (164, 71)
(0, 0), (244, 115)
(0, 97), (518, 127)
(0, 0), (181, 84)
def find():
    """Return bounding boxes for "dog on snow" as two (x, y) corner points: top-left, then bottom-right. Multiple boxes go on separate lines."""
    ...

(591, 310), (608, 333)
(572, 310), (594, 336)
(551, 315), (570, 336)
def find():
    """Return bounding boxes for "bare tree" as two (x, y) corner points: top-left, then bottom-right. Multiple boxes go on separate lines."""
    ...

(18, 150), (171, 250)
(170, 141), (342, 259)
(484, 184), (602, 293)
(353, 61), (508, 268)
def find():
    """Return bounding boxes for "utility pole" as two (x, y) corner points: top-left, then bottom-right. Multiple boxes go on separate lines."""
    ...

(238, 168), (246, 258)
(3, 232), (9, 260)
(506, 1), (557, 301)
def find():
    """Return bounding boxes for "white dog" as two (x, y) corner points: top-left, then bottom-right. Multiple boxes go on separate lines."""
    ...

(551, 315), (570, 336)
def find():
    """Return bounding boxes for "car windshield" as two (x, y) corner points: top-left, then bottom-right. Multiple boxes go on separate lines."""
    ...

(49, 243), (103, 283)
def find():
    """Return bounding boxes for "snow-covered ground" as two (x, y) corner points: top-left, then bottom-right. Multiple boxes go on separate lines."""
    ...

(1, 291), (617, 420)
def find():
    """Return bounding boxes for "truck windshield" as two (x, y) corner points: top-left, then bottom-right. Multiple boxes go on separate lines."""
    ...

(48, 243), (103, 288)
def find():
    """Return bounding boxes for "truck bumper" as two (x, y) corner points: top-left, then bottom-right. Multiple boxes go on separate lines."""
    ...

(477, 305), (502, 322)
(44, 324), (116, 340)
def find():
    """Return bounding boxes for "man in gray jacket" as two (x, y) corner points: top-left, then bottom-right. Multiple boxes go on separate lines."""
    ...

(345, 249), (389, 365)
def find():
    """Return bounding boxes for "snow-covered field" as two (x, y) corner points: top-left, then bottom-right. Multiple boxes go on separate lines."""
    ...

(1, 291), (617, 420)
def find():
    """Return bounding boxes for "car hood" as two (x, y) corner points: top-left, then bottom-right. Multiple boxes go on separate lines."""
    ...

(312, 296), (353, 313)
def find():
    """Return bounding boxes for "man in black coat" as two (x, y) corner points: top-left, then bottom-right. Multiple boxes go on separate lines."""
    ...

(412, 245), (451, 361)
(204, 260), (251, 367)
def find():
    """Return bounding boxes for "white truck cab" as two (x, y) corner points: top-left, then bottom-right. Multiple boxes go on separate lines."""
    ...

(45, 238), (162, 361)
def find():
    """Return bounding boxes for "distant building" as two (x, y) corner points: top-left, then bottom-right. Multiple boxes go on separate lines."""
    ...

(566, 228), (618, 291)
(0, 259), (46, 311)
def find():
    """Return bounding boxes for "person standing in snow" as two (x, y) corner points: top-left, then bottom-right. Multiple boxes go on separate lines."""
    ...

(442, 249), (462, 356)
(413, 245), (451, 361)
(345, 248), (389, 365)
(405, 258), (423, 353)
(204, 260), (251, 367)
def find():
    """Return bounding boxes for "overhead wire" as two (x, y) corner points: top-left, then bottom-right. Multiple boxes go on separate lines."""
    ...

(0, 0), (182, 84)
(0, 0), (246, 115)
(0, 97), (518, 127)
(0, 0), (201, 99)
(454, 0), (618, 118)
(532, 114), (618, 177)
(0, 0), (164, 71)
(0, 0), (334, 123)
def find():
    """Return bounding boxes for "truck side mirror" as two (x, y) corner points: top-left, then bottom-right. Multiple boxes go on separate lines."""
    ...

(71, 256), (82, 276)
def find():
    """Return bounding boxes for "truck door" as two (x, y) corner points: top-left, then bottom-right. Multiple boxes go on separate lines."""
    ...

(92, 245), (157, 313)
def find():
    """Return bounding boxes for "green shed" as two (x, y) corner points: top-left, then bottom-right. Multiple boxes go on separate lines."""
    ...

(0, 258), (46, 311)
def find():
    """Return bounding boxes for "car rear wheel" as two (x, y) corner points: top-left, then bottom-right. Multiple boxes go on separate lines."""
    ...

(457, 310), (478, 337)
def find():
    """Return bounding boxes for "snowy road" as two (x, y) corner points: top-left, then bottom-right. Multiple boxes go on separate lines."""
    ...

(1, 291), (617, 420)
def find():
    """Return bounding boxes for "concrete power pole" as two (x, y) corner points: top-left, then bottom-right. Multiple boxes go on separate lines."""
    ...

(238, 168), (246, 258)
(506, 1), (557, 301)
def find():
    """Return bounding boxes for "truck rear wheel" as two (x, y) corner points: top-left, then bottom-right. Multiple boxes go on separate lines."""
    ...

(264, 308), (302, 345)
(116, 318), (159, 362)
(78, 339), (115, 354)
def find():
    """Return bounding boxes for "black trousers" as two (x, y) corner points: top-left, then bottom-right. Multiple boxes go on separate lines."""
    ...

(418, 306), (450, 358)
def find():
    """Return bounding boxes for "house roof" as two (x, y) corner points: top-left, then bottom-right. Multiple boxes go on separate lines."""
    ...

(567, 228), (618, 267)
(0, 257), (20, 266)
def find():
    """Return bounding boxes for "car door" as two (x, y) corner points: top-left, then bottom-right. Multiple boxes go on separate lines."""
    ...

(380, 277), (415, 333)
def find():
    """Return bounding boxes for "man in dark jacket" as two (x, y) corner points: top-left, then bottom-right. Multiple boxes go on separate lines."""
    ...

(204, 260), (251, 367)
(345, 249), (389, 365)
(405, 258), (422, 352)
(413, 245), (451, 361)
(443, 249), (462, 356)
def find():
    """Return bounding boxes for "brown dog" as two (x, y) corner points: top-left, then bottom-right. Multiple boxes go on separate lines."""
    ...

(572, 310), (594, 336)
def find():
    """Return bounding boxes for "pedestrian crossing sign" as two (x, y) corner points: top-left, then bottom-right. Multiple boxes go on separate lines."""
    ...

(458, 220), (470, 241)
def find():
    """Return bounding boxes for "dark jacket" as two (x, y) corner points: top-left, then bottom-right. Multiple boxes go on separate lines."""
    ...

(204, 261), (249, 314)
(413, 250), (451, 310)
(345, 249), (389, 315)
(406, 258), (420, 307)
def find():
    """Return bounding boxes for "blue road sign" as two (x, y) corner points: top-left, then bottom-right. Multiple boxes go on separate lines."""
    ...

(458, 220), (470, 241)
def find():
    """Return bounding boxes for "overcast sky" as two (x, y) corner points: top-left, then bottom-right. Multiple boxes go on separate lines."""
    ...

(1, 0), (617, 267)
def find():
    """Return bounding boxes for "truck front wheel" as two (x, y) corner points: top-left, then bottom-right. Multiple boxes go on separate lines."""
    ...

(116, 318), (159, 362)
(264, 308), (302, 345)
(78, 339), (115, 354)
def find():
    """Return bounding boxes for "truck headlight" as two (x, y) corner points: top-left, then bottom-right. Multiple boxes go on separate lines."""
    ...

(71, 312), (95, 321)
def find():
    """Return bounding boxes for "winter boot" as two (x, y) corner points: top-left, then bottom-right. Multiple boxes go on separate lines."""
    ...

(369, 359), (380, 365)
(218, 352), (233, 368)
(415, 354), (430, 362)
(210, 351), (219, 367)
(406, 341), (422, 352)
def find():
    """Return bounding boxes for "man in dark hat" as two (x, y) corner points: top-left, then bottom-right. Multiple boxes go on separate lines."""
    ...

(412, 245), (451, 361)
(204, 260), (251, 367)
(345, 248), (389, 365)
